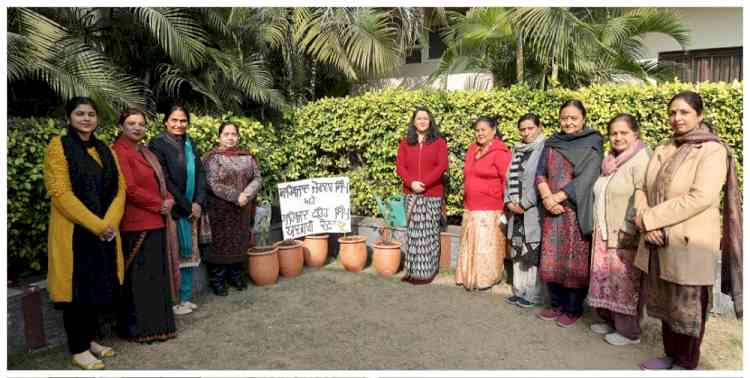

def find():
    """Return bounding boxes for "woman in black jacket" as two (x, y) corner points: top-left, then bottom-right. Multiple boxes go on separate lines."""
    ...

(148, 104), (206, 316)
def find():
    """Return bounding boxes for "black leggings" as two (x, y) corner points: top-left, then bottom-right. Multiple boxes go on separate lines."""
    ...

(60, 303), (100, 354)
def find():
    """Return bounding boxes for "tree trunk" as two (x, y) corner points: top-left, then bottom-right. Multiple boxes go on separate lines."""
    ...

(515, 32), (524, 83)
(551, 60), (559, 83)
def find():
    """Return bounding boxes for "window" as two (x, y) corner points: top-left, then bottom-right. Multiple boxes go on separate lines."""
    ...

(428, 30), (447, 60)
(659, 47), (742, 82)
(405, 31), (448, 64)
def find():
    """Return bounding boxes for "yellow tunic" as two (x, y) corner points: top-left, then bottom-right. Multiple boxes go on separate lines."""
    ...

(43, 136), (126, 302)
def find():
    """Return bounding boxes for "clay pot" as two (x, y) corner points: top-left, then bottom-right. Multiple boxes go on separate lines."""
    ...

(247, 246), (279, 286)
(372, 240), (402, 278)
(439, 232), (452, 272)
(338, 235), (368, 272)
(303, 234), (329, 267)
(275, 240), (304, 278)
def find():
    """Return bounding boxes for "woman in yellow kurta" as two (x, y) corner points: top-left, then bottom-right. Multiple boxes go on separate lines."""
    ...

(44, 97), (126, 370)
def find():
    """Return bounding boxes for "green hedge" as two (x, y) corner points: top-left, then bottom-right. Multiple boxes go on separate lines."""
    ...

(8, 81), (743, 275)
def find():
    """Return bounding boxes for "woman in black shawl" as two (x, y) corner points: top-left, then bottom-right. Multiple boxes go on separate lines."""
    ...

(43, 97), (126, 369)
(534, 100), (603, 328)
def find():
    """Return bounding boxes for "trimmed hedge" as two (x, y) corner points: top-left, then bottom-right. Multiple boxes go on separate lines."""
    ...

(8, 81), (743, 274)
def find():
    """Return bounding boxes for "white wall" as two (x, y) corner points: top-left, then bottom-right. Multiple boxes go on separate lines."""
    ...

(640, 7), (742, 60)
(357, 60), (494, 93)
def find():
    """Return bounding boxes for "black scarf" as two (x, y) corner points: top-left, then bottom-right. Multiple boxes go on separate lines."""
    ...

(545, 127), (603, 236)
(60, 126), (120, 304)
(61, 126), (119, 216)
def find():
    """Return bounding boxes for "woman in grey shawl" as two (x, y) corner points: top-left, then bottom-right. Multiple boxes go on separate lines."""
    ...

(504, 113), (546, 308)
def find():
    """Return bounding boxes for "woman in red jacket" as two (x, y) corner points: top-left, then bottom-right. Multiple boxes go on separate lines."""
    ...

(112, 109), (179, 343)
(456, 117), (512, 290)
(396, 107), (449, 284)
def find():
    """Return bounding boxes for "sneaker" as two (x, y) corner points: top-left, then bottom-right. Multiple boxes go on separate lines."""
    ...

(172, 304), (192, 315)
(556, 313), (581, 328)
(590, 323), (615, 335)
(516, 298), (536, 308)
(504, 296), (520, 305)
(605, 332), (641, 346)
(537, 307), (563, 321)
(183, 301), (198, 310)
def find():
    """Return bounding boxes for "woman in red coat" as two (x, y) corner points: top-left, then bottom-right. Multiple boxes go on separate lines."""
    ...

(111, 109), (179, 343)
(396, 107), (449, 284)
(456, 117), (512, 290)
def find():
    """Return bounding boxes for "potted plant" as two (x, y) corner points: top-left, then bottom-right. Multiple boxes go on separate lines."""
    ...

(372, 195), (402, 278)
(303, 234), (329, 267)
(247, 202), (279, 286)
(275, 239), (304, 278)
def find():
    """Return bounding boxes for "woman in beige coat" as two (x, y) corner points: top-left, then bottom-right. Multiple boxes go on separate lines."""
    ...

(588, 114), (650, 346)
(634, 91), (742, 370)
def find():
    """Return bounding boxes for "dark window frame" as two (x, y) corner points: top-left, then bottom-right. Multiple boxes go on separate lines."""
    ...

(658, 46), (742, 82)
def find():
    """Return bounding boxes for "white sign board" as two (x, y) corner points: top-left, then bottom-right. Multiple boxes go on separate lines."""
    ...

(277, 176), (351, 240)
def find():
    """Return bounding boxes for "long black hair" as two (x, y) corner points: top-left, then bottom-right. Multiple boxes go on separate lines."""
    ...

(406, 107), (440, 145)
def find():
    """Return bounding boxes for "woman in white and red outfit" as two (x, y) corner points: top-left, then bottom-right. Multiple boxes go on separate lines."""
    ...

(456, 117), (512, 290)
(396, 107), (449, 285)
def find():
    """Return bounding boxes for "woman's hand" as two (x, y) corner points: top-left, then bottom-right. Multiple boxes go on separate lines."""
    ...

(99, 225), (115, 242)
(542, 196), (559, 212)
(160, 198), (175, 215)
(410, 181), (426, 193)
(549, 204), (566, 215)
(644, 229), (665, 246)
(190, 203), (202, 220)
(238, 193), (249, 207)
(506, 202), (524, 215)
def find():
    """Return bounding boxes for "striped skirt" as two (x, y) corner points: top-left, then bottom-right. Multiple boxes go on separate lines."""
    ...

(404, 194), (442, 280)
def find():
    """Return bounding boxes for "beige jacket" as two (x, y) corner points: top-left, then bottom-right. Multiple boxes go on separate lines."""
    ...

(633, 141), (728, 285)
(595, 147), (650, 249)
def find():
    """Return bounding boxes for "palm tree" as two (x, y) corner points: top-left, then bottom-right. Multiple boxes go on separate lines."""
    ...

(9, 7), (426, 118)
(432, 7), (690, 89)
(8, 8), (152, 120)
(510, 7), (691, 87)
(155, 8), (287, 114)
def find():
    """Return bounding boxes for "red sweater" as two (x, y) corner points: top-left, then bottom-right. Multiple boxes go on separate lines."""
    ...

(396, 137), (449, 198)
(112, 137), (169, 231)
(463, 138), (512, 211)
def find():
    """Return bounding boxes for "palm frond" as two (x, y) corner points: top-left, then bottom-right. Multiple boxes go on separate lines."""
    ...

(130, 7), (207, 69)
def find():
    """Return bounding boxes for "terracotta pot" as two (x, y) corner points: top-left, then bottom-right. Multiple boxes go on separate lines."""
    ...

(439, 232), (452, 272)
(247, 246), (279, 286)
(338, 235), (368, 272)
(372, 240), (402, 278)
(275, 240), (304, 278)
(303, 234), (329, 267)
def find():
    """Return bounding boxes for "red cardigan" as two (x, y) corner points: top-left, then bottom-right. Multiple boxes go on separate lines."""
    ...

(463, 138), (512, 211)
(112, 137), (169, 232)
(396, 137), (448, 198)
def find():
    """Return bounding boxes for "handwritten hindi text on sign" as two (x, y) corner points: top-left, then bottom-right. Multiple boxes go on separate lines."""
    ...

(277, 177), (351, 239)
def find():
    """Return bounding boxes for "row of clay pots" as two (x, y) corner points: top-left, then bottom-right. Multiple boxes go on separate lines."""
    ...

(246, 234), (330, 286)
(340, 233), (454, 278)
(247, 232), (452, 285)
(246, 239), (304, 286)
(339, 235), (403, 278)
